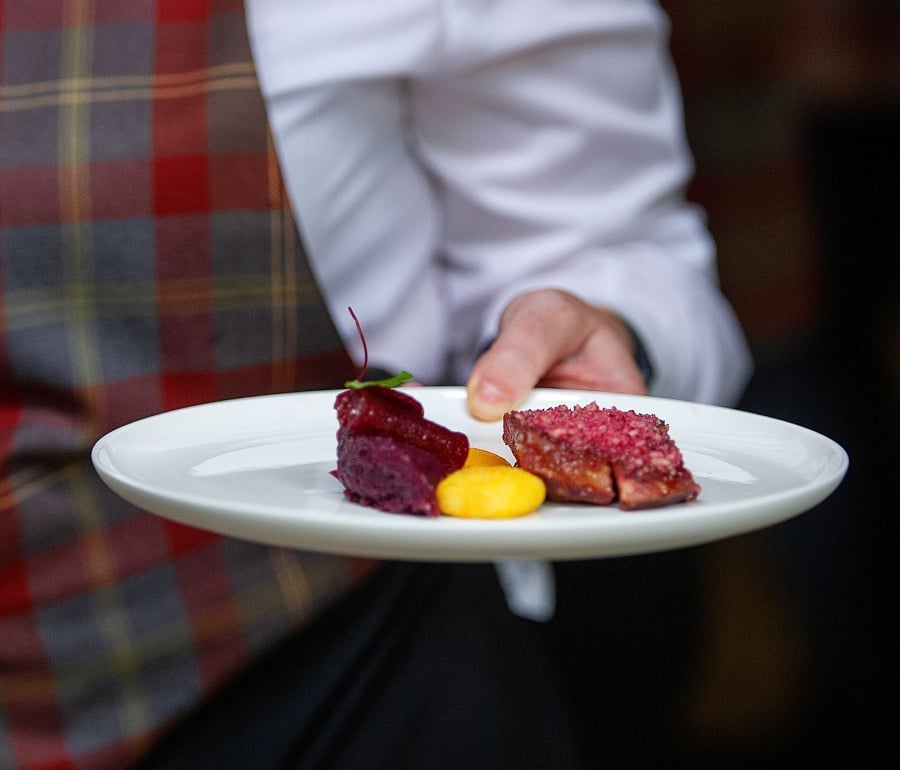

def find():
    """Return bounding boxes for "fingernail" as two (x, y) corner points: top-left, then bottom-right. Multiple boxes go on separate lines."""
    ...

(476, 380), (508, 405)
(470, 380), (511, 421)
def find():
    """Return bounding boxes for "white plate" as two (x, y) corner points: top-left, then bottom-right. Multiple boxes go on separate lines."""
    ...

(91, 388), (848, 562)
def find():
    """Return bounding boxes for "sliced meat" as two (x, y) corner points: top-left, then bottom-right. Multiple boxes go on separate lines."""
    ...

(503, 403), (699, 510)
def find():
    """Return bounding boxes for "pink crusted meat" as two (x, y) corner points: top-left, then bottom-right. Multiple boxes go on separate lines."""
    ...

(332, 386), (468, 516)
(502, 403), (700, 510)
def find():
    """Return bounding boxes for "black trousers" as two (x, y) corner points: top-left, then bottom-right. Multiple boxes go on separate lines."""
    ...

(137, 562), (586, 770)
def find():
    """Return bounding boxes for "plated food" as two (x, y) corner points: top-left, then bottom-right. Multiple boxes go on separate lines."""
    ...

(329, 310), (700, 519)
(91, 386), (849, 561)
(331, 383), (699, 519)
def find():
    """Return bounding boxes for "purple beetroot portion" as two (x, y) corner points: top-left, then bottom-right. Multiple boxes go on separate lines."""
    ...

(334, 386), (467, 473)
(335, 385), (424, 421)
(332, 431), (446, 516)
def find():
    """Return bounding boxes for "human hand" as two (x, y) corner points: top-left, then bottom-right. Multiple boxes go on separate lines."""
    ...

(466, 289), (648, 421)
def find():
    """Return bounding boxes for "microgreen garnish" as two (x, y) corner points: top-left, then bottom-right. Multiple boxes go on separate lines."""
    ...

(345, 370), (414, 389)
(344, 307), (414, 389)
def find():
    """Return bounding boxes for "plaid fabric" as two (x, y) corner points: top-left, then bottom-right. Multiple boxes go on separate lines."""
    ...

(0, 3), (377, 769)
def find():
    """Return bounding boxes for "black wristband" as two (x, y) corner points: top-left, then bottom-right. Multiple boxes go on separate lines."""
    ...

(627, 326), (655, 386)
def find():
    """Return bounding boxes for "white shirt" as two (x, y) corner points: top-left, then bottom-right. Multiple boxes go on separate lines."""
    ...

(246, 0), (752, 406)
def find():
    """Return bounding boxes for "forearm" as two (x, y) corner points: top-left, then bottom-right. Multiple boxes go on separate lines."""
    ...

(410, 1), (751, 403)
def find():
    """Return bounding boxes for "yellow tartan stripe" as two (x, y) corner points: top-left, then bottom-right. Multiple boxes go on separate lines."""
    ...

(0, 276), (324, 330)
(269, 549), (315, 621)
(0, 461), (82, 513)
(0, 65), (260, 113)
(59, 4), (106, 425)
(68, 458), (154, 734)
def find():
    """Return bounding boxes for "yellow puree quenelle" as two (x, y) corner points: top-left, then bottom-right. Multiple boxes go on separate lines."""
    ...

(436, 448), (546, 519)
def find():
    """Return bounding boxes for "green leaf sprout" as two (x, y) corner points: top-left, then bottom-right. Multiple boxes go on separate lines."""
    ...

(344, 370), (414, 390)
(344, 307), (414, 389)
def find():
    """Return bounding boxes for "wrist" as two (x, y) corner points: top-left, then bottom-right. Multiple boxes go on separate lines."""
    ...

(627, 325), (654, 387)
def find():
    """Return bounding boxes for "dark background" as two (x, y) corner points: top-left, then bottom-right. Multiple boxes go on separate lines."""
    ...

(661, 1), (898, 766)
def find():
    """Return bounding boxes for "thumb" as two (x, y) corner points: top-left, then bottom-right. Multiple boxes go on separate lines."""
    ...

(466, 341), (543, 422)
(466, 292), (585, 421)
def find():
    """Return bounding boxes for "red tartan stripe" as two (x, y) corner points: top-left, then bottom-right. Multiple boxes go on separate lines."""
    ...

(0, 559), (32, 614)
(213, 352), (358, 395)
(163, 520), (219, 554)
(0, 372), (23, 435)
(155, 222), (212, 280)
(155, 17), (209, 77)
(157, 311), (217, 376)
(0, 512), (220, 616)
(0, 3), (65, 30)
(172, 543), (251, 688)
(152, 94), (208, 157)
(0, 614), (54, 700)
(159, 357), (358, 411)
(0, 167), (62, 226)
(2, 358), (355, 472)
(88, 375), (164, 439)
(160, 371), (218, 411)
(209, 153), (274, 209)
(0, 402), (22, 431)
(3, 720), (72, 770)
(153, 155), (210, 215)
(158, 0), (211, 23)
(88, 160), (152, 220)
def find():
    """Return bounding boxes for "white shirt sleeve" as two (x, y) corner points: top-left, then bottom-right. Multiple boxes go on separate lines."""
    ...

(246, 0), (752, 405)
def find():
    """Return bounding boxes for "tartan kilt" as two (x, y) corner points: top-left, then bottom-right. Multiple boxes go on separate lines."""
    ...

(0, 4), (375, 768)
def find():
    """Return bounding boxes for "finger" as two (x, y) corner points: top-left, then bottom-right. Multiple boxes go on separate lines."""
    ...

(538, 352), (648, 395)
(467, 292), (589, 421)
